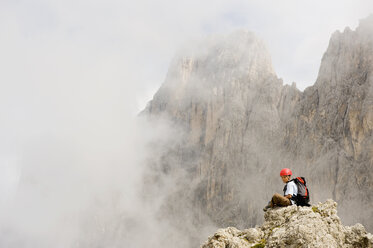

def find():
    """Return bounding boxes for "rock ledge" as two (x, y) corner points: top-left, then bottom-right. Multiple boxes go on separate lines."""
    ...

(201, 200), (373, 248)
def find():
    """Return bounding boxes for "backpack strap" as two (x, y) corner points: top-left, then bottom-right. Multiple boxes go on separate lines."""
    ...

(296, 177), (305, 185)
(283, 179), (295, 196)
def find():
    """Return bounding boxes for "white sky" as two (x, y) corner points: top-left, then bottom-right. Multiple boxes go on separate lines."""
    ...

(1, 0), (373, 113)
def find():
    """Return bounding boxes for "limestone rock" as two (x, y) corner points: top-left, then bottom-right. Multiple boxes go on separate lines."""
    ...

(201, 200), (373, 248)
(143, 30), (285, 229)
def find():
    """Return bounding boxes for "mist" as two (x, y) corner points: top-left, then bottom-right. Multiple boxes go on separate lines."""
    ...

(0, 4), (163, 245)
(0, 45), (143, 246)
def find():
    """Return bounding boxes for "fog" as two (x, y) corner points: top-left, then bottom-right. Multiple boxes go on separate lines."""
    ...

(1, 0), (373, 247)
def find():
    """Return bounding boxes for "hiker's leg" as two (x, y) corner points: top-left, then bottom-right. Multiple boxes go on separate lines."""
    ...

(263, 200), (272, 211)
(272, 193), (291, 207)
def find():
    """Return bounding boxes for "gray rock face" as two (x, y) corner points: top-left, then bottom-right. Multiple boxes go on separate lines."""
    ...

(143, 30), (286, 228)
(142, 15), (373, 245)
(283, 15), (373, 228)
(201, 200), (373, 248)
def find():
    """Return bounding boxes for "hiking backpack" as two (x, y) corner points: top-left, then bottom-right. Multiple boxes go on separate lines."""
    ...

(283, 177), (310, 206)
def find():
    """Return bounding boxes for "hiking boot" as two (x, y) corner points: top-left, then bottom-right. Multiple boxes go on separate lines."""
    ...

(263, 204), (271, 212)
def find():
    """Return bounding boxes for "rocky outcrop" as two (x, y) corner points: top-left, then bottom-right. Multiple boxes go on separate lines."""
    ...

(141, 15), (373, 246)
(201, 200), (373, 248)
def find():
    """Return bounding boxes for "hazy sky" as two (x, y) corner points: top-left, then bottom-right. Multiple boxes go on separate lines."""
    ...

(1, 0), (373, 113)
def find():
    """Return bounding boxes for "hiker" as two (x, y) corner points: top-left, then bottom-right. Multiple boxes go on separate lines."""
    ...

(263, 168), (300, 211)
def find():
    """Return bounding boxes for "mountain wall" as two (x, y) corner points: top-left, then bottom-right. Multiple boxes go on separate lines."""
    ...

(282, 16), (373, 226)
(141, 15), (373, 246)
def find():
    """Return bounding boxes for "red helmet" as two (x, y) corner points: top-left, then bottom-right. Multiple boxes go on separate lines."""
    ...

(280, 168), (292, 176)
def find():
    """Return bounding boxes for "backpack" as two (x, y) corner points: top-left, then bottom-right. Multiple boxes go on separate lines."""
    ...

(283, 177), (310, 206)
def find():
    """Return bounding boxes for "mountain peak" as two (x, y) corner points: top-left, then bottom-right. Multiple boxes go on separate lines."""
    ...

(144, 29), (279, 115)
(315, 14), (373, 89)
(169, 30), (276, 86)
(357, 14), (373, 33)
(201, 200), (373, 248)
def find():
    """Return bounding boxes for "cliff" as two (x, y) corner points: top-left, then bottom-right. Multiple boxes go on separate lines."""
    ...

(142, 30), (289, 229)
(282, 15), (373, 227)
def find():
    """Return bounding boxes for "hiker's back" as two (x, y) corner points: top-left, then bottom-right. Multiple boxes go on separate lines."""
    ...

(292, 177), (310, 206)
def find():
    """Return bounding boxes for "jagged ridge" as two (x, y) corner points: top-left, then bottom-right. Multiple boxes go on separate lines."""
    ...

(201, 200), (373, 248)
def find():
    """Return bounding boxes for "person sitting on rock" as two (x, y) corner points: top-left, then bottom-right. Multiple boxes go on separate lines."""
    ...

(263, 168), (297, 211)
